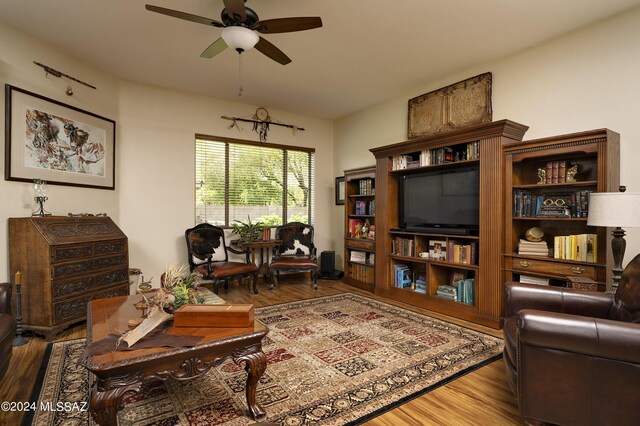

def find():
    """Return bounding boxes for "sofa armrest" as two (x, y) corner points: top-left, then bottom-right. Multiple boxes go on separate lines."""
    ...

(518, 309), (640, 364)
(0, 283), (11, 314)
(504, 281), (613, 318)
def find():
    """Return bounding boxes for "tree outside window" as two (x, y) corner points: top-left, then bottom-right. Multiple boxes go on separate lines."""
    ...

(195, 136), (314, 226)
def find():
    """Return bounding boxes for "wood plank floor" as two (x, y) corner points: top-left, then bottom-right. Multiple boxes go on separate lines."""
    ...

(0, 277), (522, 425)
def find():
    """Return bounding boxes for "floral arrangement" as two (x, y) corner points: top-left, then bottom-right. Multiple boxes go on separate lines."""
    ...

(152, 264), (205, 312)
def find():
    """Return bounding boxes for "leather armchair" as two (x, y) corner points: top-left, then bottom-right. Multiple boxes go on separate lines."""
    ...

(503, 254), (640, 426)
(0, 283), (16, 381)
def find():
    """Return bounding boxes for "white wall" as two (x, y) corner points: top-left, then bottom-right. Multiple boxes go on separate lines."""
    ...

(0, 23), (120, 281)
(333, 7), (640, 267)
(117, 82), (334, 279)
(0, 21), (334, 282)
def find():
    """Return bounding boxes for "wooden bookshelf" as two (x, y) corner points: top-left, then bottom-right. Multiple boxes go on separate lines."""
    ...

(343, 166), (376, 291)
(370, 120), (529, 329)
(503, 129), (620, 290)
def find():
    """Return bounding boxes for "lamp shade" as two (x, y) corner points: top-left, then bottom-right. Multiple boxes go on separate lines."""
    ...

(221, 26), (259, 52)
(587, 192), (640, 227)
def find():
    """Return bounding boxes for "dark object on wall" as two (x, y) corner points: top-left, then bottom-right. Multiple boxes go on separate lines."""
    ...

(335, 176), (345, 205)
(503, 253), (640, 425)
(319, 251), (344, 280)
(0, 283), (16, 381)
(407, 72), (492, 139)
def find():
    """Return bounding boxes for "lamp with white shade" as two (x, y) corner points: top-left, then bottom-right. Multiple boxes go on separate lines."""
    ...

(587, 187), (640, 293)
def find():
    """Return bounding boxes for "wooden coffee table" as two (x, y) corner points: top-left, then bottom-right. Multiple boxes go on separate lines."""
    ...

(85, 295), (268, 426)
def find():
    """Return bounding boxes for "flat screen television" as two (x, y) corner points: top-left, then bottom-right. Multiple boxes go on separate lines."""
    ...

(400, 167), (480, 235)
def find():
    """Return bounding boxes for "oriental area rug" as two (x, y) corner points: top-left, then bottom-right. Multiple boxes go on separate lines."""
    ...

(27, 293), (503, 426)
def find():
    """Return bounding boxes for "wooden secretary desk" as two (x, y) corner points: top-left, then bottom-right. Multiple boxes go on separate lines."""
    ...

(8, 216), (130, 340)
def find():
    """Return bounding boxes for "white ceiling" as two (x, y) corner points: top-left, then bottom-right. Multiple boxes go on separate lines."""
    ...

(1, 0), (639, 120)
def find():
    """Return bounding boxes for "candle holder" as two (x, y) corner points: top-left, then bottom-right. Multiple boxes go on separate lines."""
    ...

(13, 282), (28, 347)
(32, 179), (51, 217)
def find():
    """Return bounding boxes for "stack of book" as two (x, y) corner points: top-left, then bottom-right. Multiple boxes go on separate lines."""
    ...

(414, 278), (427, 294)
(436, 284), (457, 301)
(517, 239), (549, 257)
(519, 275), (550, 286)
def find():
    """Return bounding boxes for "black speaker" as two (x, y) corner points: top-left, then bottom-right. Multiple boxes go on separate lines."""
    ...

(319, 251), (343, 279)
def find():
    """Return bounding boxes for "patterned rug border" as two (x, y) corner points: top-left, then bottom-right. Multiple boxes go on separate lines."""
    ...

(25, 293), (503, 426)
(346, 352), (503, 425)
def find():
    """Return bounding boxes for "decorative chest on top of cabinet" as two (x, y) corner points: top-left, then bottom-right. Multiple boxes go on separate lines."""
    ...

(9, 216), (130, 340)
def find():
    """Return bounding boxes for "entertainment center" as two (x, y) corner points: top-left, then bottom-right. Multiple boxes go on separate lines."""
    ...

(370, 120), (529, 328)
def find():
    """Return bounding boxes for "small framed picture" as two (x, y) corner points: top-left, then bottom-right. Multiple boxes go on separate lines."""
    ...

(428, 240), (447, 260)
(335, 176), (345, 205)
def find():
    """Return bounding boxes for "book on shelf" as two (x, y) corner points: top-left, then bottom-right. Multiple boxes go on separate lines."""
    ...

(513, 190), (590, 218)
(517, 239), (549, 256)
(367, 200), (376, 215)
(428, 240), (447, 261)
(544, 161), (568, 184)
(553, 234), (597, 262)
(358, 178), (374, 195)
(456, 278), (475, 304)
(350, 263), (374, 284)
(368, 253), (375, 265)
(348, 219), (363, 238)
(350, 251), (367, 263)
(519, 275), (550, 286)
(393, 237), (414, 257)
(436, 284), (457, 301)
(394, 264), (413, 288)
(446, 240), (478, 265)
(354, 200), (367, 215)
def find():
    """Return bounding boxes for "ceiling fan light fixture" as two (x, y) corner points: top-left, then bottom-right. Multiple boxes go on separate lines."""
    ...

(221, 26), (259, 52)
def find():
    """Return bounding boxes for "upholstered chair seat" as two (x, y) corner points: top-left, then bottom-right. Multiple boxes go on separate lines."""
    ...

(185, 224), (258, 294)
(270, 222), (318, 289)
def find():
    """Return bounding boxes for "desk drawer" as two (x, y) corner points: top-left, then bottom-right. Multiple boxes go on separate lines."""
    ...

(54, 284), (129, 323)
(346, 239), (374, 251)
(512, 258), (596, 278)
(51, 244), (93, 262)
(53, 267), (129, 300)
(52, 254), (128, 279)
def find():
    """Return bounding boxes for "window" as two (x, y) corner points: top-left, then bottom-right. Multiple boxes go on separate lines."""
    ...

(195, 135), (315, 227)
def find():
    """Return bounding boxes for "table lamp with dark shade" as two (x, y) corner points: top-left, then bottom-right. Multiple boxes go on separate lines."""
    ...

(587, 189), (640, 293)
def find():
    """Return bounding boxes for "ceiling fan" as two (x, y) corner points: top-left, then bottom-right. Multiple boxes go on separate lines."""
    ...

(145, 0), (323, 65)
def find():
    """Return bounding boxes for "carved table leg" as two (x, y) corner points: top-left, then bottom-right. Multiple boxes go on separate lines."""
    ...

(89, 373), (143, 426)
(234, 344), (267, 419)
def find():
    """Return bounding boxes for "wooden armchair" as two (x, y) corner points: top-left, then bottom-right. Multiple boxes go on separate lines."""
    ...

(270, 222), (318, 289)
(185, 223), (258, 294)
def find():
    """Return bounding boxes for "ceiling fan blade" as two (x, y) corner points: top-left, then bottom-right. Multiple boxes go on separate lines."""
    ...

(255, 17), (322, 34)
(200, 38), (228, 58)
(145, 5), (224, 28)
(223, 0), (246, 22)
(255, 37), (291, 65)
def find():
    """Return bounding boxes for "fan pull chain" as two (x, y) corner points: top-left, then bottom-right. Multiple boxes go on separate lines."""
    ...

(237, 52), (244, 96)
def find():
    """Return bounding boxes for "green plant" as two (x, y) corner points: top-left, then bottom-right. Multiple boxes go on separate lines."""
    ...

(231, 215), (264, 242)
(154, 264), (205, 311)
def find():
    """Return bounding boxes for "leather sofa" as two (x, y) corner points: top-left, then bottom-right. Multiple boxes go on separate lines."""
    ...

(503, 253), (640, 426)
(0, 283), (16, 381)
